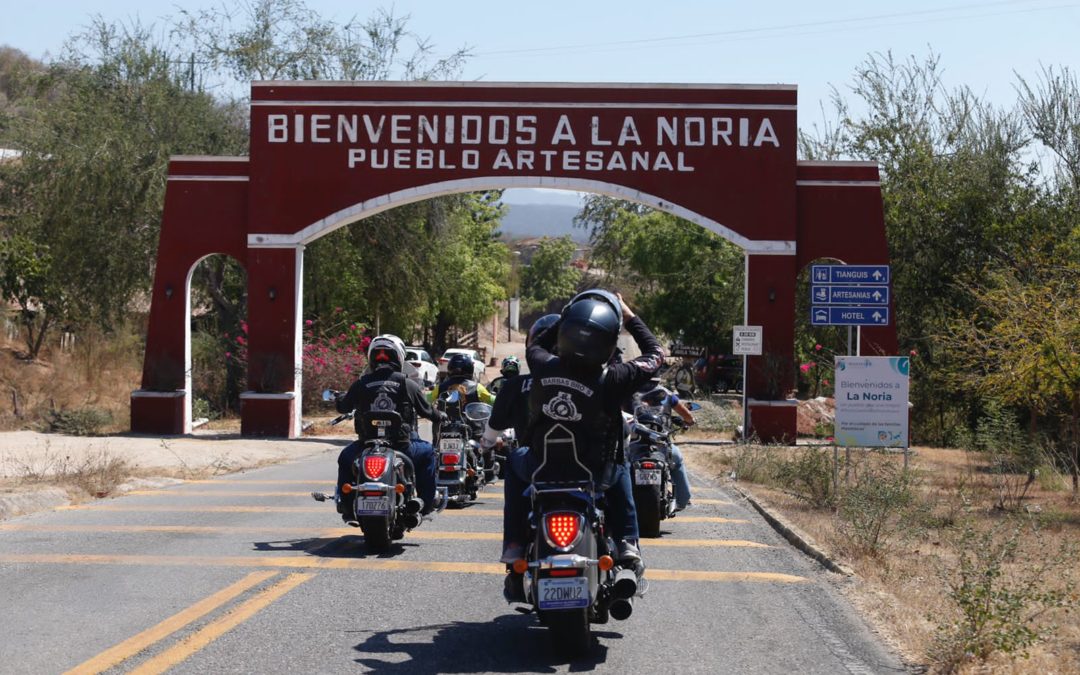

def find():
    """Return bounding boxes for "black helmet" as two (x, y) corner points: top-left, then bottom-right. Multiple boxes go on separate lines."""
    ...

(527, 313), (560, 347)
(500, 355), (521, 377)
(557, 289), (623, 369)
(447, 352), (474, 377)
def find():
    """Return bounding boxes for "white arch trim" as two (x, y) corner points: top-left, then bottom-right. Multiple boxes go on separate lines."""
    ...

(247, 176), (796, 255)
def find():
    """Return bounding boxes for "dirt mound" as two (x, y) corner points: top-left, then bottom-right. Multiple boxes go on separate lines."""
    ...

(797, 397), (834, 436)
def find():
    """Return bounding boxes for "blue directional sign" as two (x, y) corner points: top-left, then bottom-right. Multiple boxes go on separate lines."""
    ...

(811, 306), (890, 326)
(811, 265), (890, 285)
(811, 285), (889, 305)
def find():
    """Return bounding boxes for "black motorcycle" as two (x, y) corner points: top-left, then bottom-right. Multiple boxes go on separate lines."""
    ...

(312, 391), (437, 552)
(504, 424), (641, 657)
(625, 394), (698, 538)
(434, 390), (495, 506)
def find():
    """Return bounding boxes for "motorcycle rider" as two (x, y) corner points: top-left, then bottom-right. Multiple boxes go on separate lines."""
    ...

(333, 334), (443, 523)
(628, 381), (696, 511)
(487, 355), (521, 395)
(480, 315), (559, 461)
(502, 290), (665, 567)
(428, 352), (496, 405)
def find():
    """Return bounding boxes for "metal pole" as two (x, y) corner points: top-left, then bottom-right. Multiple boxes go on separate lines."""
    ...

(847, 326), (852, 356)
(855, 326), (861, 357)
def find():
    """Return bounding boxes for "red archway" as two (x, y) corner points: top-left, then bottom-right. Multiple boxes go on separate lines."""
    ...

(131, 82), (896, 440)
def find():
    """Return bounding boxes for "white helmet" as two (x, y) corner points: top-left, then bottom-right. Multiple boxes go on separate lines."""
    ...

(367, 334), (406, 371)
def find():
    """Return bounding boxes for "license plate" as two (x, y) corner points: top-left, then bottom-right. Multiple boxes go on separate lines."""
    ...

(538, 576), (589, 610)
(356, 496), (390, 515)
(440, 438), (463, 451)
(635, 469), (662, 485)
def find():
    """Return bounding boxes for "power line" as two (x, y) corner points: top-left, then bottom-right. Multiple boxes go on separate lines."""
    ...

(467, 0), (1074, 59)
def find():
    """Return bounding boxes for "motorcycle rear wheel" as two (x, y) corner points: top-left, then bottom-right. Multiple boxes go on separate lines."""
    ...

(547, 608), (591, 658)
(634, 484), (663, 538)
(360, 516), (392, 552)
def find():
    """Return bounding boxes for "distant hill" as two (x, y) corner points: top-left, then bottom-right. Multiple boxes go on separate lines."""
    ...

(498, 203), (590, 243)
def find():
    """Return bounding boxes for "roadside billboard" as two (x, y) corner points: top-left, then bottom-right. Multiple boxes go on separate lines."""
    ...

(834, 356), (910, 447)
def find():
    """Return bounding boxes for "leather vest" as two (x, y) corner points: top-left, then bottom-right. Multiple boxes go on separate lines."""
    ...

(354, 370), (414, 442)
(527, 369), (615, 469)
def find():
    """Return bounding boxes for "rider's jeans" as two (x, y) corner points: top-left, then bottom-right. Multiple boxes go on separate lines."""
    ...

(337, 434), (437, 506)
(669, 444), (693, 508)
(502, 446), (640, 551)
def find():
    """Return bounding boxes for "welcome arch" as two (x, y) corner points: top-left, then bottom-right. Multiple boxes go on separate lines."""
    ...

(131, 82), (897, 441)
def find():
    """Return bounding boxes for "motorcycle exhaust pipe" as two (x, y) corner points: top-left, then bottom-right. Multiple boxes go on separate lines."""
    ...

(612, 568), (639, 600)
(609, 596), (633, 621)
(401, 512), (421, 529)
(405, 497), (424, 514)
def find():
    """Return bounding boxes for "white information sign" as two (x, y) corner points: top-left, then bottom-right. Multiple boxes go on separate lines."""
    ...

(732, 326), (763, 355)
(834, 356), (910, 447)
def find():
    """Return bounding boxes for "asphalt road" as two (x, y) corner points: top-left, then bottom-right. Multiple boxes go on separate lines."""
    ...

(0, 440), (906, 674)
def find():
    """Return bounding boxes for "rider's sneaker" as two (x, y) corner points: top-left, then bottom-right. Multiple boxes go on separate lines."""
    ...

(342, 516), (360, 527)
(499, 542), (526, 564)
(617, 540), (642, 566)
(675, 501), (692, 513)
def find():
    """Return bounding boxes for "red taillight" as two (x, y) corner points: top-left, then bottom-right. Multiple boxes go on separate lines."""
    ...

(440, 453), (461, 466)
(545, 513), (581, 549)
(363, 455), (388, 479)
(641, 461), (656, 469)
(548, 569), (581, 577)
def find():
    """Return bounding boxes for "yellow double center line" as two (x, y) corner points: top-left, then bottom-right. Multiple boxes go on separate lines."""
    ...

(63, 571), (312, 675)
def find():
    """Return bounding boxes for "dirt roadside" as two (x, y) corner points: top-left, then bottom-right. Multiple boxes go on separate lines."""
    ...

(0, 430), (346, 519)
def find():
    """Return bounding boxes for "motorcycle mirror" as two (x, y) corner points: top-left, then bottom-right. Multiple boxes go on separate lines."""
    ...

(321, 389), (335, 402)
(686, 402), (702, 411)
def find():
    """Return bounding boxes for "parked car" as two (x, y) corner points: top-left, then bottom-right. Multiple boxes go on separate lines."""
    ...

(437, 348), (486, 382)
(405, 347), (439, 387)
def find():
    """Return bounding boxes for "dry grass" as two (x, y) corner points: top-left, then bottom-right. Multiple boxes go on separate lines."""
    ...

(0, 327), (142, 434)
(686, 444), (1080, 674)
(5, 443), (131, 499)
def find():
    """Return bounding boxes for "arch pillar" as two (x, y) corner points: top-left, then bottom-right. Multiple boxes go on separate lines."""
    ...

(745, 254), (798, 442)
(240, 245), (304, 437)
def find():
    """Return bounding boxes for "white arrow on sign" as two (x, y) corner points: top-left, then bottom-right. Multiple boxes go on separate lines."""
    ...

(872, 290), (882, 301)
(872, 270), (883, 280)
(872, 311), (882, 322)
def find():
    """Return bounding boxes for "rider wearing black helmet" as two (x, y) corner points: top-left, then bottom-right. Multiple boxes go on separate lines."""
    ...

(502, 291), (665, 566)
(481, 314), (558, 453)
(428, 352), (495, 405)
(332, 334), (443, 522)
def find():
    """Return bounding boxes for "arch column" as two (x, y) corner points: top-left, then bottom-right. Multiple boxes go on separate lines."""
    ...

(240, 245), (304, 437)
(744, 253), (798, 442)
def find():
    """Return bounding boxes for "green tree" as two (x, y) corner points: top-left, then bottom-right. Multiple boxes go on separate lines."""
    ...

(576, 198), (744, 349)
(0, 235), (64, 358)
(0, 20), (246, 347)
(520, 236), (582, 311)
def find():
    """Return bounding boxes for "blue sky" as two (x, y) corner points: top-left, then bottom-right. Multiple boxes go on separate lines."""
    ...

(3, 0), (1077, 205)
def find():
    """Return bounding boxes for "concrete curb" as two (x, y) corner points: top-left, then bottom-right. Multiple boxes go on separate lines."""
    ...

(729, 482), (855, 577)
(0, 487), (71, 520)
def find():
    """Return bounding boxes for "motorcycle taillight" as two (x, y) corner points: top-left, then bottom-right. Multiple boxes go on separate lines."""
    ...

(641, 461), (656, 469)
(440, 452), (461, 466)
(363, 455), (388, 479)
(544, 512), (582, 550)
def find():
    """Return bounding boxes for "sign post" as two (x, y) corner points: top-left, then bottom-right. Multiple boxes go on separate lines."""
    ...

(733, 326), (763, 443)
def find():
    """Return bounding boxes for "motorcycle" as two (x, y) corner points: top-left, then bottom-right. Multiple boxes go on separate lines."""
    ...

(434, 390), (495, 506)
(312, 390), (438, 552)
(625, 394), (700, 538)
(504, 424), (642, 658)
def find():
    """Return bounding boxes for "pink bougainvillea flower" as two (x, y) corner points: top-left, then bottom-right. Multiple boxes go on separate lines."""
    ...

(225, 351), (232, 358)
(240, 321), (248, 333)
(909, 349), (918, 357)
(799, 363), (813, 373)
(814, 343), (822, 351)
(305, 319), (313, 326)
(822, 379), (829, 386)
